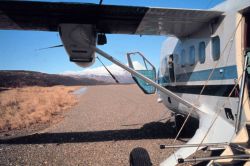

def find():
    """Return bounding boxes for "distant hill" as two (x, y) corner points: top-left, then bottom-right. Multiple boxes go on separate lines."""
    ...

(0, 70), (108, 88)
(62, 63), (135, 84)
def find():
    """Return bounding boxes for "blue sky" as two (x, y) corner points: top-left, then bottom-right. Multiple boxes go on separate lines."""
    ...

(0, 0), (224, 74)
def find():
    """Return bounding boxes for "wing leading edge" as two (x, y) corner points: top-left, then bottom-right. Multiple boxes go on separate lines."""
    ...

(0, 1), (223, 37)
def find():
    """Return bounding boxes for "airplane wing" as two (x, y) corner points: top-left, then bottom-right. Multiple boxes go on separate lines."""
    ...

(0, 1), (223, 37)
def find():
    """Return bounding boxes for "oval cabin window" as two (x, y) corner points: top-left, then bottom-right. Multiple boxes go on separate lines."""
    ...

(199, 41), (206, 64)
(189, 45), (195, 66)
(212, 36), (220, 61)
(181, 49), (186, 67)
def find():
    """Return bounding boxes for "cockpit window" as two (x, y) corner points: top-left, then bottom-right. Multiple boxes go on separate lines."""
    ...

(160, 56), (168, 76)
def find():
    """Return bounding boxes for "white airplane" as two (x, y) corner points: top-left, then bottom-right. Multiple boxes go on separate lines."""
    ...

(1, 0), (250, 165)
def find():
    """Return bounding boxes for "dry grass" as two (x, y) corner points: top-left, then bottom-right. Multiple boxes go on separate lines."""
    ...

(0, 86), (79, 131)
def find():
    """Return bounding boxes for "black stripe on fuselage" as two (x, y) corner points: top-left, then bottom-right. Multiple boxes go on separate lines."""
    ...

(164, 84), (239, 97)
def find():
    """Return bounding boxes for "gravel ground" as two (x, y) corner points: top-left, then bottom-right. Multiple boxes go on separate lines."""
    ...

(0, 84), (198, 166)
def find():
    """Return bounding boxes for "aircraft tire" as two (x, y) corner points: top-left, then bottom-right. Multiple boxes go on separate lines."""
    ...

(175, 114), (186, 134)
(129, 147), (152, 166)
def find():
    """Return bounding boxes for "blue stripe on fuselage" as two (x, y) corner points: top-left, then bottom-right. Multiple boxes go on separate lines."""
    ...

(159, 65), (237, 84)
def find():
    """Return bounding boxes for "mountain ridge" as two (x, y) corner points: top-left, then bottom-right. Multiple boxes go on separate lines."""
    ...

(0, 70), (109, 88)
(61, 63), (143, 84)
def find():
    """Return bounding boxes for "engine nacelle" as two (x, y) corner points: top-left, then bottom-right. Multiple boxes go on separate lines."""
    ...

(59, 24), (96, 67)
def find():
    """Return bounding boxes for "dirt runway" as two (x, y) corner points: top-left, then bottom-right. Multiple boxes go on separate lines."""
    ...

(0, 84), (189, 165)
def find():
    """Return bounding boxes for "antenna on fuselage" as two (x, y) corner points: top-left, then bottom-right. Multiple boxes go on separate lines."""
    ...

(36, 44), (63, 51)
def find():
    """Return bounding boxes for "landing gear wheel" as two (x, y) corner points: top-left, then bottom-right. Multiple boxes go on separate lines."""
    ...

(175, 114), (186, 133)
(129, 147), (152, 166)
(174, 114), (199, 137)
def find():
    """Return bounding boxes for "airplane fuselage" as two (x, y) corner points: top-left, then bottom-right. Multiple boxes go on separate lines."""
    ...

(158, 0), (250, 129)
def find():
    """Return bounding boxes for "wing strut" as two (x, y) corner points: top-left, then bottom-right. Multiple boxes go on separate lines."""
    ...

(90, 45), (202, 113)
(96, 56), (119, 84)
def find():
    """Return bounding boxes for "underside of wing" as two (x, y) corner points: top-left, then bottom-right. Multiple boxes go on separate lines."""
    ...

(0, 1), (223, 37)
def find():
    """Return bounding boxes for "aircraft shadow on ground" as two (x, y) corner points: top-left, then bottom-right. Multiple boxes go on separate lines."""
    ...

(0, 120), (199, 144)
